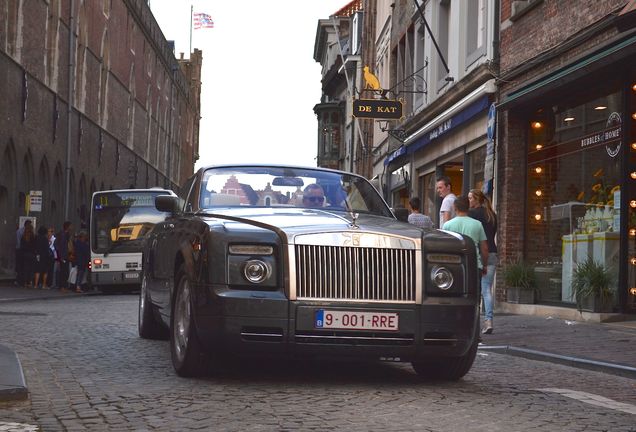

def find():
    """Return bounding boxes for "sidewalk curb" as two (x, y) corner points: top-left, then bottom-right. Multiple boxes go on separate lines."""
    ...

(0, 291), (101, 303)
(0, 344), (28, 401)
(479, 345), (636, 380)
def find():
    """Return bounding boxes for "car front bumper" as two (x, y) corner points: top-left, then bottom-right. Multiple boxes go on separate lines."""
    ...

(192, 284), (479, 362)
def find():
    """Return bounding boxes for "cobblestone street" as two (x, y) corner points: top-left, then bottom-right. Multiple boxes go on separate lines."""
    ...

(0, 295), (635, 431)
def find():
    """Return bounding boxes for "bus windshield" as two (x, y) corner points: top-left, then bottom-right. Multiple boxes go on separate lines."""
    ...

(91, 190), (170, 254)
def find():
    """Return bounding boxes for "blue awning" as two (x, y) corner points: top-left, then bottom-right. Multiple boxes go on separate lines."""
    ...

(385, 95), (490, 165)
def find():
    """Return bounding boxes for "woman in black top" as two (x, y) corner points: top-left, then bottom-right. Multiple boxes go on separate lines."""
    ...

(34, 225), (53, 289)
(20, 225), (37, 288)
(469, 188), (498, 335)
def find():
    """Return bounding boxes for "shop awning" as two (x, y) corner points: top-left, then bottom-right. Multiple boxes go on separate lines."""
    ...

(384, 94), (490, 166)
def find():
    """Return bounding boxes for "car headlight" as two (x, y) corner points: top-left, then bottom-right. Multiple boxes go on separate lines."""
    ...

(243, 259), (270, 283)
(431, 266), (454, 290)
(227, 244), (277, 288)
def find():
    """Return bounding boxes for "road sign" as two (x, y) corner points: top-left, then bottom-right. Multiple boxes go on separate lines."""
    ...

(29, 191), (42, 212)
(487, 103), (496, 141)
(353, 99), (403, 119)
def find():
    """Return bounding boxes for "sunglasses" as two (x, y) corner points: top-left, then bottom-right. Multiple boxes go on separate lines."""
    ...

(304, 196), (324, 203)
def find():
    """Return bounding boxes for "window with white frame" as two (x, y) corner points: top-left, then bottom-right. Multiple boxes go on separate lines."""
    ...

(466, 0), (487, 67)
(436, 0), (451, 89)
(413, 23), (427, 109)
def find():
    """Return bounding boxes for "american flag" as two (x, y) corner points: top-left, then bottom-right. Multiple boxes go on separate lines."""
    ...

(193, 12), (214, 29)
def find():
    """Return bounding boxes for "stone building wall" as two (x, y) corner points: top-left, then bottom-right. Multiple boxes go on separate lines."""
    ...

(0, 0), (201, 274)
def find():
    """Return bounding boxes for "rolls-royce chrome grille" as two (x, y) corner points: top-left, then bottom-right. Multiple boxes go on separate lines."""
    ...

(293, 244), (417, 303)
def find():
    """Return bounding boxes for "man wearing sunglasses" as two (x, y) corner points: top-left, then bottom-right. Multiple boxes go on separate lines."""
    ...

(302, 184), (326, 208)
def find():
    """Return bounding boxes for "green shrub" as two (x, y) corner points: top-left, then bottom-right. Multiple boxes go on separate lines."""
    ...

(502, 259), (536, 290)
(572, 257), (613, 312)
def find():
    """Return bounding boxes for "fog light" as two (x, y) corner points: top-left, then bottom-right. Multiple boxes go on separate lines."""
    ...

(243, 260), (269, 283)
(431, 266), (453, 290)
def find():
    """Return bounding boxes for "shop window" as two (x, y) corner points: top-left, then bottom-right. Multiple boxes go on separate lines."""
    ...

(420, 172), (437, 226)
(468, 146), (486, 191)
(628, 78), (636, 311)
(526, 89), (623, 307)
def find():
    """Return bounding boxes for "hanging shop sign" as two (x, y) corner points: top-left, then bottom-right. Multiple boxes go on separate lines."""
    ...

(353, 99), (403, 119)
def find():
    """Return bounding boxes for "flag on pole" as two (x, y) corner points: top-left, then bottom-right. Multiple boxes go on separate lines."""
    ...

(193, 12), (214, 29)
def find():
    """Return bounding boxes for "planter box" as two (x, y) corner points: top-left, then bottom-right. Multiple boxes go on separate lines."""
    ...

(577, 295), (613, 313)
(506, 286), (535, 304)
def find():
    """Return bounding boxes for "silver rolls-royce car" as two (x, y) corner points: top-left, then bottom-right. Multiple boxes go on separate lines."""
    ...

(139, 165), (480, 379)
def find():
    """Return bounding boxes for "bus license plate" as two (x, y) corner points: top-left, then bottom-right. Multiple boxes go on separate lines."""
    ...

(124, 272), (139, 279)
(315, 310), (398, 331)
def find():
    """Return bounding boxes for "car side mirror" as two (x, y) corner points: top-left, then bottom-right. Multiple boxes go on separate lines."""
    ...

(155, 195), (180, 214)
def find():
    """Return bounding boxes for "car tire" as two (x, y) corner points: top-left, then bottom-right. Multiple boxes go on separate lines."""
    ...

(170, 264), (208, 377)
(138, 271), (168, 340)
(412, 324), (480, 381)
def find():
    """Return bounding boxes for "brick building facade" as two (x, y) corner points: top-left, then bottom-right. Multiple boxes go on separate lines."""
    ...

(497, 0), (636, 313)
(0, 0), (202, 275)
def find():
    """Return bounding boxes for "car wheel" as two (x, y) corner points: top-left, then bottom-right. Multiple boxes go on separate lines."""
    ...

(170, 265), (208, 377)
(138, 271), (168, 340)
(412, 325), (480, 381)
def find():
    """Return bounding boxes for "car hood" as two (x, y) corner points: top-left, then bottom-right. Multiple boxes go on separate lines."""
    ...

(201, 207), (427, 242)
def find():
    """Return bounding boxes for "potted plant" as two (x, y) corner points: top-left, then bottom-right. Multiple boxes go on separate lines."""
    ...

(503, 259), (537, 304)
(572, 257), (614, 313)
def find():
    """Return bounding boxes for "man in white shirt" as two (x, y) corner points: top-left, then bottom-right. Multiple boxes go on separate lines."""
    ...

(436, 176), (456, 228)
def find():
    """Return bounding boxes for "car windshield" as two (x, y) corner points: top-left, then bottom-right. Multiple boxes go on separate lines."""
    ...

(199, 166), (393, 216)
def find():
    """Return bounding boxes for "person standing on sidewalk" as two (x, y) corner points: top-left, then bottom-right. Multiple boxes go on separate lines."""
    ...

(469, 189), (498, 335)
(407, 197), (433, 229)
(14, 219), (32, 286)
(47, 227), (59, 288)
(33, 225), (53, 289)
(436, 176), (457, 228)
(54, 221), (74, 292)
(19, 224), (37, 288)
(71, 231), (90, 293)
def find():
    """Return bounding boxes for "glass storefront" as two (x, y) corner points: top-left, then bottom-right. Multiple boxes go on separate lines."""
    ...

(525, 86), (624, 307)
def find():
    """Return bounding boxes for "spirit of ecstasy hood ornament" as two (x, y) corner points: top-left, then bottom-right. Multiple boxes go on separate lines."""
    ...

(349, 211), (360, 229)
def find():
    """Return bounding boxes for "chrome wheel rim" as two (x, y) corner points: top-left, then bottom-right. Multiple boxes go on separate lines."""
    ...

(174, 278), (191, 363)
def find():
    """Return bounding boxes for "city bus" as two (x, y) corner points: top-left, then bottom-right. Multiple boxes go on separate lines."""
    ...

(90, 188), (176, 293)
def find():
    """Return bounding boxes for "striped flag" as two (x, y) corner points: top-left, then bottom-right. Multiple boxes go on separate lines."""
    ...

(193, 12), (214, 29)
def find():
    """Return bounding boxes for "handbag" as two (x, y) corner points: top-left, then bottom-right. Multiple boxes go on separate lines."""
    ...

(68, 266), (78, 285)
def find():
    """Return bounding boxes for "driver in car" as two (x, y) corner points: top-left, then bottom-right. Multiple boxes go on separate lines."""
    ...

(302, 184), (326, 208)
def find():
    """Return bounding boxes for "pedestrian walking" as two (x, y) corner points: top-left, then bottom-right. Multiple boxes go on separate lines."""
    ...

(407, 197), (433, 229)
(442, 195), (489, 299)
(469, 188), (498, 335)
(33, 225), (53, 289)
(436, 176), (457, 228)
(19, 224), (37, 288)
(54, 221), (74, 292)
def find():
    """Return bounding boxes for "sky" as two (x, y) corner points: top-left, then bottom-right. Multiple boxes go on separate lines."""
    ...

(148, 0), (349, 170)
